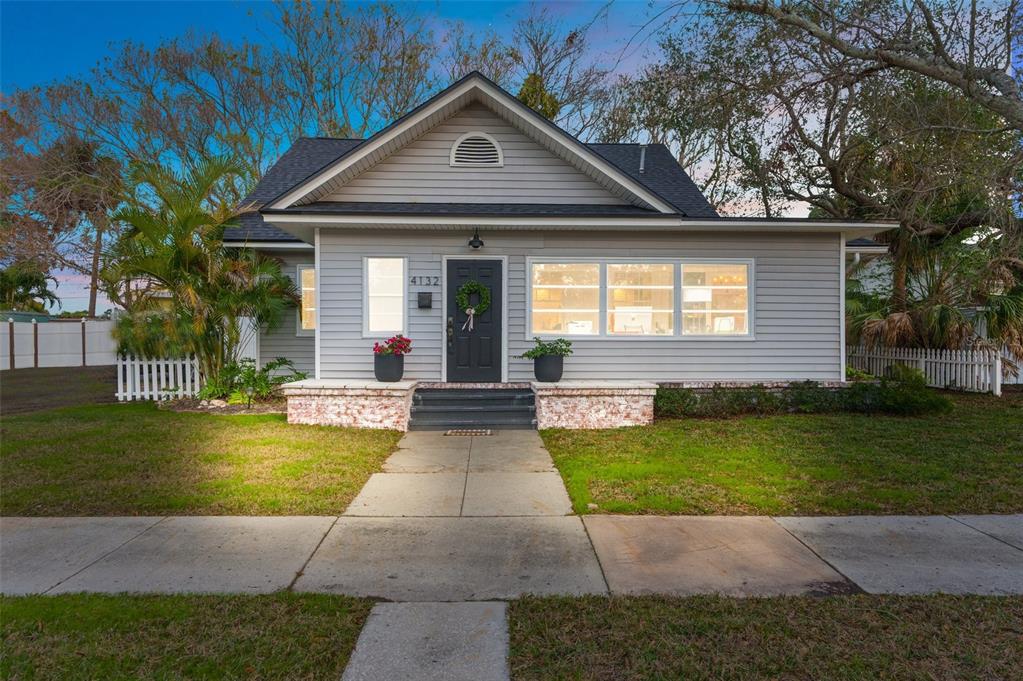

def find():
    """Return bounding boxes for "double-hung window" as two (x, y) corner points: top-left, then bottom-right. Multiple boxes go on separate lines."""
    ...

(528, 259), (752, 338)
(297, 265), (316, 335)
(681, 263), (750, 336)
(364, 257), (406, 335)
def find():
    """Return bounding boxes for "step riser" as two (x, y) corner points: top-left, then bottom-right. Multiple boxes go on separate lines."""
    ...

(409, 388), (538, 430)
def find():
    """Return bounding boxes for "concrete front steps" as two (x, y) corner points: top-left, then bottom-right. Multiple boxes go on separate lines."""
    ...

(409, 388), (536, 430)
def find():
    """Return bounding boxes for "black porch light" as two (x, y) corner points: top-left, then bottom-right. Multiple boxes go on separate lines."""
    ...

(468, 227), (484, 249)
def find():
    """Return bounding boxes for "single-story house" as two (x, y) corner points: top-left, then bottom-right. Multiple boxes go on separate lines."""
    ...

(223, 72), (889, 430)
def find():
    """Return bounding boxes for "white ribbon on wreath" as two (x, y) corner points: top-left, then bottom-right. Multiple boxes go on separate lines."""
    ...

(462, 307), (476, 331)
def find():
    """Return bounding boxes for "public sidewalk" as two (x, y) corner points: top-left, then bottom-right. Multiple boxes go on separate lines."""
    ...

(2, 510), (1020, 598)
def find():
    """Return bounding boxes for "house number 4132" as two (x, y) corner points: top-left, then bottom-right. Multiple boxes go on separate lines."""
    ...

(409, 275), (440, 287)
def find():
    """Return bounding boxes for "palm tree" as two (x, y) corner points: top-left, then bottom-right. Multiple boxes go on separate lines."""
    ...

(0, 263), (60, 313)
(847, 232), (1023, 370)
(109, 157), (297, 382)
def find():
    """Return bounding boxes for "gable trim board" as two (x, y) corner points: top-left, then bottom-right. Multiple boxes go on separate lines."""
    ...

(266, 73), (678, 214)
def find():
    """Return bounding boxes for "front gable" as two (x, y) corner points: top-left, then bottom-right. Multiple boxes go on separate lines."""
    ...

(322, 103), (627, 205)
(267, 73), (677, 213)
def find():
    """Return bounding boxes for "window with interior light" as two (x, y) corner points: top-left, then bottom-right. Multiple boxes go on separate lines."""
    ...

(681, 263), (750, 336)
(530, 262), (600, 336)
(528, 259), (753, 338)
(607, 263), (675, 335)
(363, 257), (406, 335)
(297, 265), (316, 334)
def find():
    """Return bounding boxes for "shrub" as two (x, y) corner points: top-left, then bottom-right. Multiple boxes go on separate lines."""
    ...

(653, 387), (698, 418)
(197, 357), (307, 406)
(846, 365), (874, 381)
(654, 367), (952, 419)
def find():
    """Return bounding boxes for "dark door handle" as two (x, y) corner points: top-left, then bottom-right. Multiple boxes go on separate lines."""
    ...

(447, 316), (454, 351)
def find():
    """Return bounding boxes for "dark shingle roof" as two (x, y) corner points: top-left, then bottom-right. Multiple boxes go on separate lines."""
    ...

(586, 143), (719, 218)
(242, 138), (362, 205)
(224, 136), (718, 242)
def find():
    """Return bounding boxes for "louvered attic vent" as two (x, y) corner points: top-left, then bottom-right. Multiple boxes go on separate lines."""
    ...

(450, 132), (503, 167)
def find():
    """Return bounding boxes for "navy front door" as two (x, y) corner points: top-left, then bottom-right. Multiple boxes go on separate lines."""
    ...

(447, 259), (502, 382)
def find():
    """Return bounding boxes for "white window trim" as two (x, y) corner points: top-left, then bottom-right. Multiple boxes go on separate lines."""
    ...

(525, 257), (755, 341)
(449, 131), (504, 167)
(362, 256), (409, 338)
(296, 264), (316, 337)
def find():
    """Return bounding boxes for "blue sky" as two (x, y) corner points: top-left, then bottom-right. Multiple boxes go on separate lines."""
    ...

(1, 0), (662, 92)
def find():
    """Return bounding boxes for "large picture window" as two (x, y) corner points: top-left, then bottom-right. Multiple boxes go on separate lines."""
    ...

(681, 263), (750, 336)
(297, 265), (316, 334)
(528, 259), (752, 338)
(364, 257), (406, 335)
(607, 263), (674, 335)
(530, 262), (600, 335)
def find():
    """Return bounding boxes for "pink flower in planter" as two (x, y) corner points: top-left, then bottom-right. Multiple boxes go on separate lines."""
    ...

(373, 335), (413, 356)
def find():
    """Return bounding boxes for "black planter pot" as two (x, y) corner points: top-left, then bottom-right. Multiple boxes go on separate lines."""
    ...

(533, 354), (564, 382)
(374, 353), (405, 382)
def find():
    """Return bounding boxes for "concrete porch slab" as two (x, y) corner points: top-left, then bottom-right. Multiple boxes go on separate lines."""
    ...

(952, 514), (1023, 550)
(47, 516), (335, 594)
(0, 517), (163, 595)
(294, 516), (607, 600)
(776, 515), (1023, 595)
(583, 515), (853, 597)
(341, 602), (509, 681)
(344, 473), (466, 517)
(462, 473), (572, 516)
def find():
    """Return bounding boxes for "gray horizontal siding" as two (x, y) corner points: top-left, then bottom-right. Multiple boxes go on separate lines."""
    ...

(318, 230), (843, 382)
(259, 250), (315, 376)
(323, 103), (627, 205)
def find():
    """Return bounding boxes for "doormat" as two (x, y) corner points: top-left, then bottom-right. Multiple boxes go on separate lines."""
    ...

(444, 429), (492, 436)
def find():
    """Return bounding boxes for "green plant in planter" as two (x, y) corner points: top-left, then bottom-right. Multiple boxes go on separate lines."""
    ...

(521, 337), (573, 359)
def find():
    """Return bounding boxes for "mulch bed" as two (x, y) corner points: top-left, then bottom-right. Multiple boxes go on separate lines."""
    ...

(157, 397), (287, 415)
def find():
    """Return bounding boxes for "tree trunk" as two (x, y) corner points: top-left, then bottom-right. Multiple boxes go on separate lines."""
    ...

(87, 219), (105, 317)
(892, 254), (909, 313)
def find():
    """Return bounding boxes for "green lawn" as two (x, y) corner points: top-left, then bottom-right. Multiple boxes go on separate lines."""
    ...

(510, 595), (1023, 681)
(0, 403), (401, 515)
(0, 594), (371, 681)
(541, 391), (1023, 515)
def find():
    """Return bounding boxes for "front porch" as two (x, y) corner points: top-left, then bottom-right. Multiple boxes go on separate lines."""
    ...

(280, 379), (660, 431)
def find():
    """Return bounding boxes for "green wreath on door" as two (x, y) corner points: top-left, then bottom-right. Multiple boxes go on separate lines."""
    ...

(455, 280), (491, 316)
(455, 280), (491, 331)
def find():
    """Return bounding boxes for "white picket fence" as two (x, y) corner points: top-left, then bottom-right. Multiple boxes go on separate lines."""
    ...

(848, 345), (1003, 396)
(116, 355), (203, 401)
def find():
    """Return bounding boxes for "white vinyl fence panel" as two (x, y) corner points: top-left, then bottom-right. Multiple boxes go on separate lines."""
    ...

(116, 355), (203, 401)
(848, 345), (1003, 396)
(1, 319), (117, 369)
